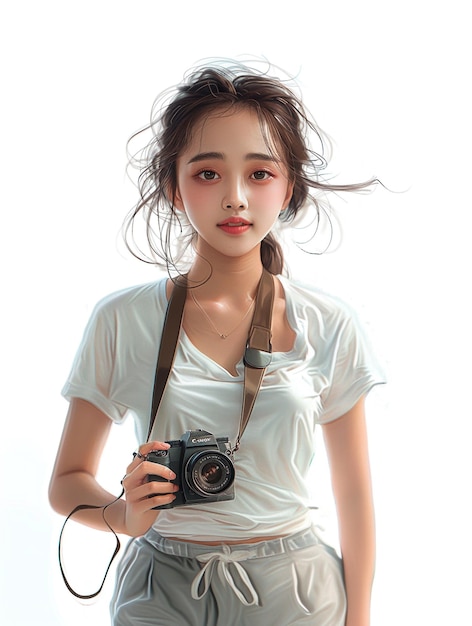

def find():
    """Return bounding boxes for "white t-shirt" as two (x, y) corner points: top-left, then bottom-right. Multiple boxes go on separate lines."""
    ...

(62, 275), (384, 541)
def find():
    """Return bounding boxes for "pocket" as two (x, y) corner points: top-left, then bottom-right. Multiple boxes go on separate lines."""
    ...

(110, 537), (156, 621)
(290, 545), (346, 619)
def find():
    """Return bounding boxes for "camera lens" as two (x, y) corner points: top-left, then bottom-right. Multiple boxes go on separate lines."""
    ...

(201, 461), (223, 485)
(185, 451), (235, 496)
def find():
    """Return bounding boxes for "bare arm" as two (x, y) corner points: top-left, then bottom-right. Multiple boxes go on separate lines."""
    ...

(322, 396), (375, 626)
(48, 398), (178, 537)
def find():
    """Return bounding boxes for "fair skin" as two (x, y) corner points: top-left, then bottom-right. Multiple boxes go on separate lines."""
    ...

(49, 108), (374, 626)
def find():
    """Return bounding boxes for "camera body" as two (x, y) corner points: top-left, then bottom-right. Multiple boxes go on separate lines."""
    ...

(146, 430), (235, 509)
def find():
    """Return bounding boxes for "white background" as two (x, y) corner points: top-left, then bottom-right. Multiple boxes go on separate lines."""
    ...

(1, 1), (470, 624)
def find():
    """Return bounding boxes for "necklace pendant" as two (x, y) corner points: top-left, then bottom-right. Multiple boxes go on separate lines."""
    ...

(190, 288), (254, 340)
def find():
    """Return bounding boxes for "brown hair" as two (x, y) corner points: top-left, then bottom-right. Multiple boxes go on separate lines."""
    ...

(124, 61), (378, 275)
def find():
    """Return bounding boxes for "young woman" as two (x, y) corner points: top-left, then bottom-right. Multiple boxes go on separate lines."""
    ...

(49, 61), (384, 626)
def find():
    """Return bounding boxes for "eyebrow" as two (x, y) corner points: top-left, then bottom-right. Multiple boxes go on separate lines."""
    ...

(187, 151), (280, 164)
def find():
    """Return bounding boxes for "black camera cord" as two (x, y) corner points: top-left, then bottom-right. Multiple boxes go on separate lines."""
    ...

(57, 487), (124, 600)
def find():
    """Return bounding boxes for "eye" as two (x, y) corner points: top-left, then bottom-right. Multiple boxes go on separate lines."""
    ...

(196, 169), (219, 181)
(251, 170), (273, 181)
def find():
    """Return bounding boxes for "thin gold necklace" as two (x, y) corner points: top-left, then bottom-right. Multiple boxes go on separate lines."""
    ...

(190, 289), (255, 339)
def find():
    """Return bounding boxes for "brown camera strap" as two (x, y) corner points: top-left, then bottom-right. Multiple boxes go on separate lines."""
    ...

(147, 269), (274, 449)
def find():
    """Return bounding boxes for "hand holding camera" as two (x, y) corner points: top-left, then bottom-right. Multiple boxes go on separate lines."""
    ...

(121, 440), (179, 536)
(146, 430), (235, 509)
(121, 429), (235, 535)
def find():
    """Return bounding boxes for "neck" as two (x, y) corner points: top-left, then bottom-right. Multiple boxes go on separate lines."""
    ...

(188, 244), (265, 300)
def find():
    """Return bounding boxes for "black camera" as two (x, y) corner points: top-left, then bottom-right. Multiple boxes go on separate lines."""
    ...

(146, 430), (235, 509)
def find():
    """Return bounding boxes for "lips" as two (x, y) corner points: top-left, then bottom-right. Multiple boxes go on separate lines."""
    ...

(217, 217), (252, 235)
(218, 218), (252, 227)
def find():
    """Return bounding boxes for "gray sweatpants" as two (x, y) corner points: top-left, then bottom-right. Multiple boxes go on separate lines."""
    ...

(110, 526), (346, 625)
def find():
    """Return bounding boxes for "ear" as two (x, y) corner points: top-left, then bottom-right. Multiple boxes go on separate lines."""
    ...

(282, 180), (295, 210)
(166, 184), (185, 213)
(173, 190), (185, 213)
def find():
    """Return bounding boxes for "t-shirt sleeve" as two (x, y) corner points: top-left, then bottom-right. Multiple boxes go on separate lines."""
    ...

(61, 299), (129, 423)
(317, 306), (386, 424)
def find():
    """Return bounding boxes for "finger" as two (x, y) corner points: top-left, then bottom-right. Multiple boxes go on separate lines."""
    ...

(125, 440), (171, 474)
(125, 482), (179, 516)
(138, 440), (171, 456)
(128, 490), (177, 515)
(144, 491), (177, 510)
(126, 481), (179, 503)
(142, 459), (176, 481)
(122, 459), (176, 489)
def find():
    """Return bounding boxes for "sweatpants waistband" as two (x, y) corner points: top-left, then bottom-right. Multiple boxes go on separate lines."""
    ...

(143, 525), (322, 561)
(143, 526), (326, 606)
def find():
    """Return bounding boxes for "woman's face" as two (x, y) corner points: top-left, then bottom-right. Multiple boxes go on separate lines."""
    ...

(174, 108), (293, 261)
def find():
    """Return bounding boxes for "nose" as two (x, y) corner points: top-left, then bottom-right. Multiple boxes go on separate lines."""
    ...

(222, 177), (248, 211)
